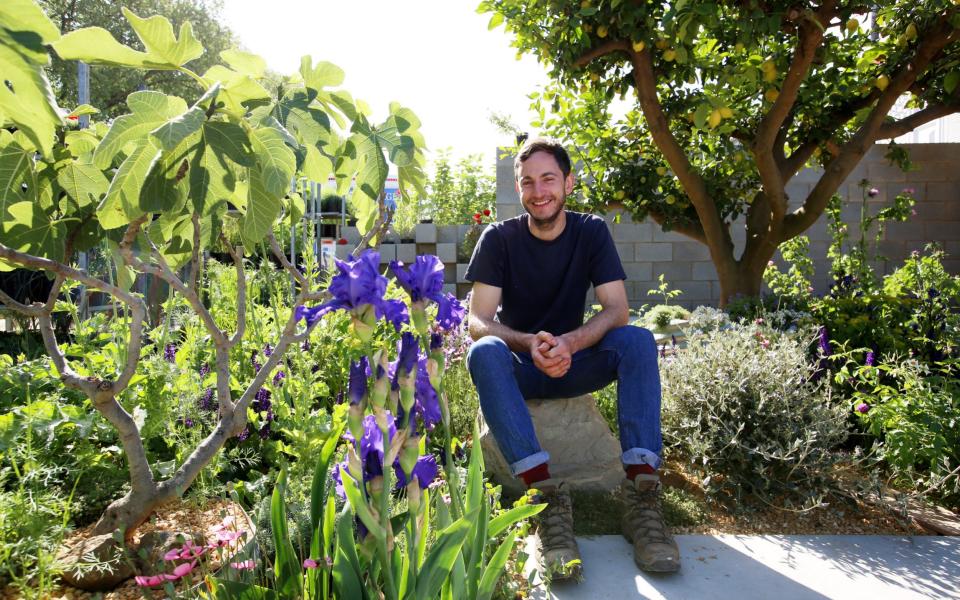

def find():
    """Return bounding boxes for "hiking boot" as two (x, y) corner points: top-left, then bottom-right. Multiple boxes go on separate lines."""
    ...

(531, 479), (582, 581)
(620, 474), (680, 573)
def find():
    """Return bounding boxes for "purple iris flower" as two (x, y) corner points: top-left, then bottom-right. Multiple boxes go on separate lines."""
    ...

(342, 413), (397, 481)
(394, 454), (439, 490)
(349, 357), (370, 405)
(865, 350), (876, 366)
(398, 357), (441, 431)
(435, 294), (466, 332)
(392, 332), (419, 387)
(389, 256), (444, 302)
(295, 251), (409, 331)
(430, 333), (443, 351)
(164, 344), (177, 363)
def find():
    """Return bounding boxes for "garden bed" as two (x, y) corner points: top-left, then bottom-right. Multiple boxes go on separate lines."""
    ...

(1, 498), (250, 600)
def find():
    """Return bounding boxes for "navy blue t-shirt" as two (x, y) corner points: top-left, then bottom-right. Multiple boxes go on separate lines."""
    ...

(465, 211), (626, 335)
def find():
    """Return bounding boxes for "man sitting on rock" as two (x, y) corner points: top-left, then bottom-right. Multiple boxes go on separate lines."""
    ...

(465, 137), (680, 579)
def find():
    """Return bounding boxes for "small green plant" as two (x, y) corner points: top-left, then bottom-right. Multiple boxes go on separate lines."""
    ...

(647, 274), (682, 306)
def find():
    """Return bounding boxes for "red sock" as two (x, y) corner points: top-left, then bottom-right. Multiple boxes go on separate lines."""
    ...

(519, 463), (552, 487)
(625, 463), (656, 481)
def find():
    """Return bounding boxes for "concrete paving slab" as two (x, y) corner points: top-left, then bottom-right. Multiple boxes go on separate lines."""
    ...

(544, 535), (960, 600)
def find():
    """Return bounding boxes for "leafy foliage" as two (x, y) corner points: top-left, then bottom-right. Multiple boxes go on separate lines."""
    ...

(661, 323), (848, 508)
(481, 0), (960, 303)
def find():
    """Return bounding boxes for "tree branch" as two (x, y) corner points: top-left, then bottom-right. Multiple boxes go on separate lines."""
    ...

(784, 7), (960, 239)
(573, 39), (630, 69)
(606, 201), (707, 244)
(876, 101), (960, 139)
(221, 233), (246, 348)
(626, 46), (733, 271)
(268, 232), (307, 286)
(189, 212), (201, 293)
(353, 195), (394, 256)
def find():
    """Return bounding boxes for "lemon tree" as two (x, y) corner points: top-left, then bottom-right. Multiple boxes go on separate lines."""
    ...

(482, 0), (960, 304)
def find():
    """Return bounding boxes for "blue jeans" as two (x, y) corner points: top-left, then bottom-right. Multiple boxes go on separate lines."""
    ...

(466, 325), (662, 476)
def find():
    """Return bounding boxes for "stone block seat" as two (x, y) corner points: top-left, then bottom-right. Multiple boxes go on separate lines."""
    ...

(479, 394), (624, 495)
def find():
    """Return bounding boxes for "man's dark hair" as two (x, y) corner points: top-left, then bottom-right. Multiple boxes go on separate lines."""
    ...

(514, 137), (572, 179)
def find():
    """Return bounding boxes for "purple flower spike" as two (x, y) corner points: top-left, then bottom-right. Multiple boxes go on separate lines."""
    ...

(435, 294), (466, 332)
(865, 350), (876, 367)
(258, 422), (271, 439)
(273, 370), (286, 385)
(818, 326), (832, 357)
(199, 363), (210, 378)
(237, 426), (250, 441)
(263, 343), (273, 357)
(394, 454), (439, 490)
(348, 357), (370, 405)
(390, 256), (444, 303)
(253, 387), (272, 413)
(199, 387), (216, 411)
(164, 344), (177, 363)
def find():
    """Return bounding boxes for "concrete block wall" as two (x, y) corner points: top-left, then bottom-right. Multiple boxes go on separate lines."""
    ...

(495, 143), (960, 309)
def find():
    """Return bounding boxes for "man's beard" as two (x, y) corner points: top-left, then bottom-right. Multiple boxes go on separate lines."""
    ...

(525, 195), (565, 228)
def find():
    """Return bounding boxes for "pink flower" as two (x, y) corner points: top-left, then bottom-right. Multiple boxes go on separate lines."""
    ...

(856, 403), (870, 414)
(231, 559), (256, 570)
(179, 539), (208, 560)
(163, 548), (182, 561)
(303, 558), (319, 569)
(215, 529), (245, 544)
(135, 574), (166, 587)
(168, 561), (196, 580)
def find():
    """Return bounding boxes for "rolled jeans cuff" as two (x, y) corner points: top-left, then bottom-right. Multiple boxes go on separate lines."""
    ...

(621, 448), (661, 470)
(509, 450), (550, 477)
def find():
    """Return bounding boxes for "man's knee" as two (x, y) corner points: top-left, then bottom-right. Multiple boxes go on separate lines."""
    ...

(603, 325), (656, 355)
(466, 336), (511, 377)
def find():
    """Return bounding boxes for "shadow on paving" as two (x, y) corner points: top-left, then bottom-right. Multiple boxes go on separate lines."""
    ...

(766, 535), (960, 599)
(544, 535), (960, 600)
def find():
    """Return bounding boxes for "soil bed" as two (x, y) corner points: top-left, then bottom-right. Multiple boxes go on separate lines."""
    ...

(1, 498), (249, 600)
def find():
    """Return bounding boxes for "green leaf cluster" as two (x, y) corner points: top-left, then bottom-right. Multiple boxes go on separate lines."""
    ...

(1, 2), (427, 269)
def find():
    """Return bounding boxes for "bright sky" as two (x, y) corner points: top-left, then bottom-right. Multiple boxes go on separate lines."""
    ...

(220, 0), (550, 166)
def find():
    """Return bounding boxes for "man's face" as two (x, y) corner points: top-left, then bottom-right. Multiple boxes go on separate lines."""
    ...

(515, 151), (574, 228)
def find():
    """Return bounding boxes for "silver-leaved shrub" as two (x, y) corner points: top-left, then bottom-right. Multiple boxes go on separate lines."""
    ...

(661, 323), (848, 509)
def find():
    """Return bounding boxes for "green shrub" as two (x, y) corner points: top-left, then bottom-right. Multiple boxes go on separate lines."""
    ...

(661, 323), (848, 508)
(843, 357), (960, 509)
(639, 304), (689, 330)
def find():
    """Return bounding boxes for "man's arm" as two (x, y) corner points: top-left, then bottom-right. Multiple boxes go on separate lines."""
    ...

(468, 281), (568, 372)
(540, 280), (630, 374)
